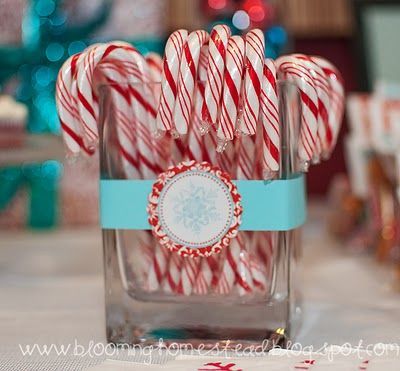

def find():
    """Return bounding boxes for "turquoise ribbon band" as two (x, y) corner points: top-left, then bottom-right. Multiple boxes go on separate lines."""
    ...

(100, 174), (306, 231)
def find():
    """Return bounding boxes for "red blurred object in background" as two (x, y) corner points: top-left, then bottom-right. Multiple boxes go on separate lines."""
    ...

(204, 0), (275, 29)
(208, 0), (228, 10)
(242, 0), (274, 28)
(204, 0), (234, 16)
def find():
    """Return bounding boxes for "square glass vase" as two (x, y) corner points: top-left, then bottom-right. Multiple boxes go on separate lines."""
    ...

(99, 81), (303, 349)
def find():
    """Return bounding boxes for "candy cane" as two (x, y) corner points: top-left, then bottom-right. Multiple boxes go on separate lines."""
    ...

(253, 231), (275, 291)
(311, 55), (345, 156)
(146, 52), (163, 104)
(98, 48), (169, 291)
(97, 61), (162, 291)
(162, 253), (182, 293)
(105, 45), (161, 176)
(176, 257), (201, 295)
(216, 233), (253, 295)
(237, 29), (265, 136)
(293, 54), (331, 162)
(173, 30), (209, 136)
(56, 53), (88, 156)
(156, 30), (188, 132)
(146, 246), (170, 291)
(177, 74), (209, 295)
(223, 134), (256, 295)
(178, 68), (227, 295)
(95, 62), (142, 178)
(76, 43), (155, 148)
(128, 52), (173, 291)
(201, 24), (231, 130)
(217, 35), (245, 152)
(259, 58), (280, 179)
(96, 58), (161, 290)
(276, 55), (319, 170)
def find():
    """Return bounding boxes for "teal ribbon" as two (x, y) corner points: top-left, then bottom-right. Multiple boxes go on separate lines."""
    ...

(0, 161), (62, 228)
(100, 174), (306, 232)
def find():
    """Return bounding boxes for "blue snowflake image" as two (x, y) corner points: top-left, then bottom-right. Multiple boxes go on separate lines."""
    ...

(173, 183), (221, 235)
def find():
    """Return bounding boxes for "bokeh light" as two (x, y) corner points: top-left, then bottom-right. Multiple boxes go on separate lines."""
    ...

(34, 66), (52, 87)
(208, 0), (228, 10)
(46, 43), (65, 62)
(248, 5), (265, 22)
(68, 41), (87, 56)
(232, 10), (250, 30)
(268, 26), (288, 46)
(35, 0), (55, 16)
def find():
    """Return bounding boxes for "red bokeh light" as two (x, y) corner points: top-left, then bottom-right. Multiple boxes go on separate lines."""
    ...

(248, 5), (265, 22)
(208, 0), (228, 10)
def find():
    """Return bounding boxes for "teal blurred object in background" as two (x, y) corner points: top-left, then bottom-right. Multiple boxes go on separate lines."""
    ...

(0, 161), (62, 228)
(0, 0), (111, 133)
(0, 0), (165, 134)
(0, 0), (165, 229)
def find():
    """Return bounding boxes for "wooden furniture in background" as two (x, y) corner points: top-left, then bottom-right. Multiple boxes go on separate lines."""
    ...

(167, 0), (206, 31)
(278, 0), (353, 37)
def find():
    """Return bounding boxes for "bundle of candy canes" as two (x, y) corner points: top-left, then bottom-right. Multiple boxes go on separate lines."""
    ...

(56, 26), (344, 296)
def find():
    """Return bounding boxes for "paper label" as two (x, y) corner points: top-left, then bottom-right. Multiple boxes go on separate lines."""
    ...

(148, 161), (242, 257)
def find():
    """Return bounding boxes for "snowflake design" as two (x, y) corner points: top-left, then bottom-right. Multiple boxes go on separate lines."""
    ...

(173, 182), (221, 235)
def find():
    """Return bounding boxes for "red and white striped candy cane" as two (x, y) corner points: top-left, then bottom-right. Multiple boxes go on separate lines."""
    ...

(259, 58), (280, 179)
(178, 71), (211, 296)
(156, 30), (188, 132)
(216, 233), (253, 295)
(76, 43), (154, 148)
(276, 55), (319, 170)
(56, 53), (88, 156)
(311, 56), (345, 156)
(173, 30), (209, 136)
(210, 130), (254, 295)
(95, 61), (142, 179)
(217, 35), (245, 152)
(238, 29), (265, 136)
(97, 57), (162, 284)
(111, 50), (173, 291)
(227, 135), (256, 295)
(103, 44), (160, 176)
(146, 52), (163, 80)
(162, 253), (182, 293)
(143, 52), (174, 291)
(203, 35), (255, 294)
(181, 44), (209, 163)
(142, 52), (170, 169)
(293, 54), (331, 162)
(156, 41), (207, 294)
(94, 43), (165, 178)
(253, 231), (275, 291)
(179, 60), (228, 295)
(146, 246), (170, 291)
(98, 55), (169, 291)
(146, 52), (163, 104)
(201, 24), (231, 129)
(177, 257), (201, 295)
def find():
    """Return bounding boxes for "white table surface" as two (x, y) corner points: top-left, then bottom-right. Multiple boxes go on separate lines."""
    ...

(1, 204), (400, 370)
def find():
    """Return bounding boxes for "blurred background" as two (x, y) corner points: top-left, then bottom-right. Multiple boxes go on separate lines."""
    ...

(1, 0), (400, 283)
(0, 0), (352, 227)
(4, 3), (400, 366)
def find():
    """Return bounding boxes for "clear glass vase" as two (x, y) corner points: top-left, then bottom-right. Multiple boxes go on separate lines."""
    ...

(99, 80), (303, 349)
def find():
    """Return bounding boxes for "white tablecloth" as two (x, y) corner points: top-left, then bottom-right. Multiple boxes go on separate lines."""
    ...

(1, 204), (400, 370)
